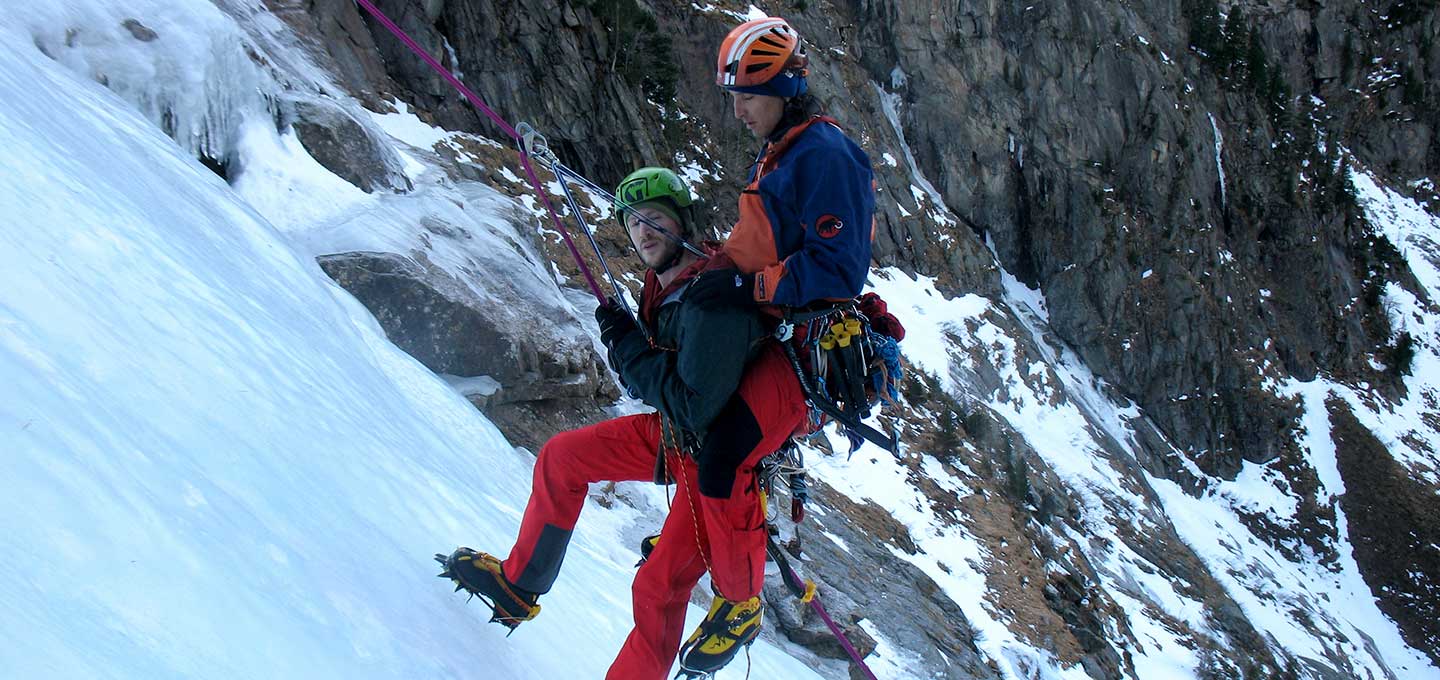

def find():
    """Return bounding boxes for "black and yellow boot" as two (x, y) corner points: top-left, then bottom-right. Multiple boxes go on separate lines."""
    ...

(434, 547), (540, 630)
(676, 594), (763, 678)
(635, 533), (662, 567)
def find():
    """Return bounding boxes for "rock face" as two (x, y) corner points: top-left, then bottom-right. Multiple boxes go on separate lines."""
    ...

(317, 248), (615, 408)
(260, 0), (399, 111)
(305, 173), (617, 440)
(316, 242), (620, 456)
(324, 0), (1437, 482)
(775, 477), (998, 680)
(1330, 398), (1440, 661)
(287, 97), (413, 193)
(841, 0), (1436, 482)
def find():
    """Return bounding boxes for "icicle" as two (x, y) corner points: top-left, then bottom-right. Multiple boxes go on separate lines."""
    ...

(1208, 113), (1227, 209)
(442, 36), (465, 81)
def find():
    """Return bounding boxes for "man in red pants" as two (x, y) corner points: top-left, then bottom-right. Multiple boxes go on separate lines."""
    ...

(438, 167), (807, 679)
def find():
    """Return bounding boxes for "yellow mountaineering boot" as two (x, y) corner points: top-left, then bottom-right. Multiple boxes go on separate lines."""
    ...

(676, 594), (763, 678)
(635, 533), (662, 566)
(434, 547), (540, 630)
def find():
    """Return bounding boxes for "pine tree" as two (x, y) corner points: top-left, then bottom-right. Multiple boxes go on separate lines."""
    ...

(1004, 441), (1030, 502)
(1266, 67), (1290, 120)
(1389, 0), (1440, 29)
(1401, 66), (1425, 107)
(935, 410), (961, 455)
(1183, 0), (1223, 58)
(1246, 33), (1269, 93)
(1220, 8), (1249, 74)
(1391, 332), (1416, 377)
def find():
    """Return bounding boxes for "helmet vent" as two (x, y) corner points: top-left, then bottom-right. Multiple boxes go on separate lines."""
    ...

(715, 16), (806, 90)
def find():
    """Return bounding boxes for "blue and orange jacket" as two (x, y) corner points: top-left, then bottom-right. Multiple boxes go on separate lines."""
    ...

(724, 116), (876, 307)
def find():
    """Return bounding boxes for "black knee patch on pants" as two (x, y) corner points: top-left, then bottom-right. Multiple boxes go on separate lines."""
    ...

(697, 395), (763, 499)
(513, 523), (572, 594)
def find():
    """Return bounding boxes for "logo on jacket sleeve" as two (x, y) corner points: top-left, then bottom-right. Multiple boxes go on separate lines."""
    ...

(815, 214), (843, 239)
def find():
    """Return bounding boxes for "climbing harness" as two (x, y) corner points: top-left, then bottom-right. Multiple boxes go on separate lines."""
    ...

(774, 301), (903, 454)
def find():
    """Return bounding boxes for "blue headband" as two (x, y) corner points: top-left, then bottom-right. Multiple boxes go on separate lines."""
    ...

(726, 71), (808, 98)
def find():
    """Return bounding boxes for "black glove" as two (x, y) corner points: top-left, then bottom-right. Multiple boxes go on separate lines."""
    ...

(685, 268), (756, 309)
(595, 297), (638, 350)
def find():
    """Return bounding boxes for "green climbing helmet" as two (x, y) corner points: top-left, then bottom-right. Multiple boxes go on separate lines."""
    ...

(614, 167), (694, 232)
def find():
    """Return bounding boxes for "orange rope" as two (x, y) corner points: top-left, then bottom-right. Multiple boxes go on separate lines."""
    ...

(663, 416), (714, 580)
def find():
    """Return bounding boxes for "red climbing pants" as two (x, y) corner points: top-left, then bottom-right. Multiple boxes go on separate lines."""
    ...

(500, 345), (806, 680)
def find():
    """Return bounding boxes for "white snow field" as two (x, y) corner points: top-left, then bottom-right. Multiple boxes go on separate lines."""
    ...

(0, 9), (825, 680)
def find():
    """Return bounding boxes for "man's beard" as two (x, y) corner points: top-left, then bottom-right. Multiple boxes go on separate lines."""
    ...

(644, 243), (682, 272)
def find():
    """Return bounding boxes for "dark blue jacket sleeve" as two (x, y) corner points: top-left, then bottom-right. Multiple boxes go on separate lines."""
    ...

(768, 138), (875, 307)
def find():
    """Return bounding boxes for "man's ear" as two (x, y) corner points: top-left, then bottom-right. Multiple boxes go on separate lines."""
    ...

(681, 203), (699, 238)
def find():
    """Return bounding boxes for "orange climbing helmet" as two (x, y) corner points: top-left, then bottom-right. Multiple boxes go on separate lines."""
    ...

(715, 17), (810, 97)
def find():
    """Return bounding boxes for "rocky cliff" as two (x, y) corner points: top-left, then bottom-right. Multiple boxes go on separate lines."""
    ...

(302, 0), (1438, 474)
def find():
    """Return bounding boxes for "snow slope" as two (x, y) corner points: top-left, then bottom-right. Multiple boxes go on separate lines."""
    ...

(0, 11), (823, 680)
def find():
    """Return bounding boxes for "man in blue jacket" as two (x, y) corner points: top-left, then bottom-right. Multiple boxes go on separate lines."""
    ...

(691, 16), (876, 310)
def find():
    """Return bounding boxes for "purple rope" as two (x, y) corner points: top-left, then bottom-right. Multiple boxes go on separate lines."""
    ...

(779, 562), (879, 680)
(352, 0), (605, 301)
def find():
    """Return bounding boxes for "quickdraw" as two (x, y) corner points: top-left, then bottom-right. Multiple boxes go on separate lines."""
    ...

(514, 122), (654, 341)
(775, 304), (901, 454)
(757, 442), (808, 524)
(517, 123), (705, 259)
